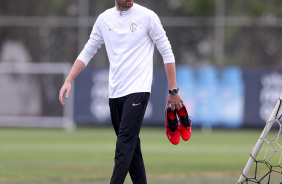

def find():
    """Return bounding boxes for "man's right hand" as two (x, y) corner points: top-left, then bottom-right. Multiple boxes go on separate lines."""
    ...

(58, 59), (86, 106)
(59, 82), (71, 106)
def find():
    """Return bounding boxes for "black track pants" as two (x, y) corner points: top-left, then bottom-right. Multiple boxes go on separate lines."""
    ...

(109, 92), (150, 184)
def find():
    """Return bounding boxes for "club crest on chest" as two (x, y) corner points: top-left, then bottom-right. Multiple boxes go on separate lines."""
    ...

(130, 23), (137, 32)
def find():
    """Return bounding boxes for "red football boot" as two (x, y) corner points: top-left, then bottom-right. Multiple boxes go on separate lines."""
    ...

(165, 107), (180, 145)
(176, 104), (192, 141)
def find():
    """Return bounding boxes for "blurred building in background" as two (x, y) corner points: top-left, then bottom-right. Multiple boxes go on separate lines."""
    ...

(0, 0), (282, 128)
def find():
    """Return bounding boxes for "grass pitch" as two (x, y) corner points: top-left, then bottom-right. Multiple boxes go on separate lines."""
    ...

(0, 127), (280, 184)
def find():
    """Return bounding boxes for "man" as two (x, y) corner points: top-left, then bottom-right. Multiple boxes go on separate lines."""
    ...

(59, 0), (184, 183)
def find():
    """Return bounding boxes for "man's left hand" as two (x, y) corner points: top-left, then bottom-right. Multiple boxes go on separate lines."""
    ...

(166, 93), (183, 111)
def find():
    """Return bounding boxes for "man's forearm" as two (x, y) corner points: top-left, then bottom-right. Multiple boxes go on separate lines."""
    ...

(65, 59), (86, 83)
(164, 63), (177, 90)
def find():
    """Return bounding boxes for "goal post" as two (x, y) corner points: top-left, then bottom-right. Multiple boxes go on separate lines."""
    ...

(0, 62), (75, 131)
(236, 94), (282, 184)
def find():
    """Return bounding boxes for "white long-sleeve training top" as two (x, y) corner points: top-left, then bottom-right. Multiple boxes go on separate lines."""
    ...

(77, 3), (175, 98)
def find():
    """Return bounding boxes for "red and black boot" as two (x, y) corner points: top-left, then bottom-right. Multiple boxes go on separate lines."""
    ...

(165, 107), (180, 145)
(176, 104), (192, 141)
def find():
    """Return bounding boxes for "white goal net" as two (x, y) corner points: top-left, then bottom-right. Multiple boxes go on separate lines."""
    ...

(237, 95), (282, 184)
(0, 62), (75, 131)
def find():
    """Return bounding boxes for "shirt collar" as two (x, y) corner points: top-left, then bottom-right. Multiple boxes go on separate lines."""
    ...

(114, 3), (135, 16)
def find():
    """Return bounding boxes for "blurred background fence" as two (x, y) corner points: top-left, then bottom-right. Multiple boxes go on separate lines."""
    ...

(1, 0), (282, 128)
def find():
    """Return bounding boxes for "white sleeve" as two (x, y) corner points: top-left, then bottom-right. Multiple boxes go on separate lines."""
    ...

(148, 12), (175, 64)
(77, 15), (105, 66)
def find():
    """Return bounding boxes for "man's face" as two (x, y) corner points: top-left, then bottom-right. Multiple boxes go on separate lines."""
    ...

(116, 0), (134, 10)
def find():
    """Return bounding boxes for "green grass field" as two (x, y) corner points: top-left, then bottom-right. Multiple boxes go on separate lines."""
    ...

(0, 127), (280, 184)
